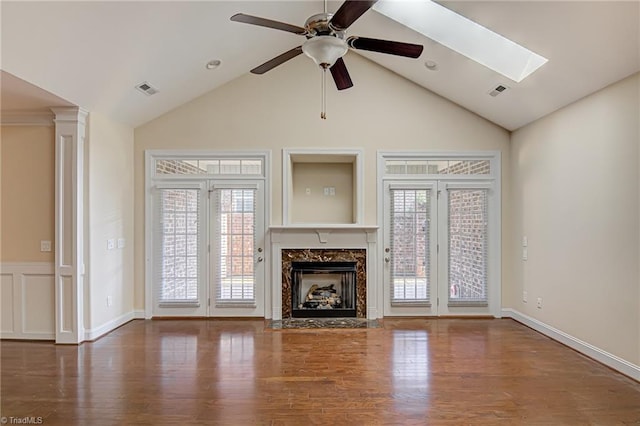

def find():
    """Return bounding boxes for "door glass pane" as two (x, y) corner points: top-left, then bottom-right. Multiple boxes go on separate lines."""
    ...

(390, 189), (430, 304)
(448, 189), (488, 304)
(216, 189), (256, 302)
(158, 189), (199, 301)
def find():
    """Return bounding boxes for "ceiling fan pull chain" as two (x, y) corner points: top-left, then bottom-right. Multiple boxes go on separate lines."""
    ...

(321, 69), (327, 119)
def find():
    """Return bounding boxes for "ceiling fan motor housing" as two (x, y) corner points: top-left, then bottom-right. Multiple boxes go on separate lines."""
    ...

(305, 13), (344, 38)
(302, 13), (348, 69)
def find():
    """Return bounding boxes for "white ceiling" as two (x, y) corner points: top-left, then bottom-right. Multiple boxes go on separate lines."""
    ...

(1, 1), (638, 131)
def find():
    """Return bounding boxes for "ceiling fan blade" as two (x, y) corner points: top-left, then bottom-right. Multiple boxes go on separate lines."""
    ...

(347, 36), (423, 58)
(250, 46), (303, 74)
(329, 58), (353, 90)
(231, 13), (307, 35)
(330, 0), (378, 31)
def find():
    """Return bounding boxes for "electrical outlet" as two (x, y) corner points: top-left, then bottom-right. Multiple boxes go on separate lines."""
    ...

(107, 296), (112, 307)
(305, 188), (311, 195)
(537, 297), (543, 309)
(40, 240), (52, 252)
(523, 291), (528, 303)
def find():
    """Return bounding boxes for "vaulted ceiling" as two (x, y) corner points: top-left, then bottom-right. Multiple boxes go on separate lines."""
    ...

(1, 1), (639, 131)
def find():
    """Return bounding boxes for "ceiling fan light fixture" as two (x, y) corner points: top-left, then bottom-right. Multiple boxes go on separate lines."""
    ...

(302, 36), (348, 69)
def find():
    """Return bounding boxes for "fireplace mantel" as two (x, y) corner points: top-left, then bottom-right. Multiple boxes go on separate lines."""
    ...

(270, 225), (378, 244)
(268, 225), (379, 320)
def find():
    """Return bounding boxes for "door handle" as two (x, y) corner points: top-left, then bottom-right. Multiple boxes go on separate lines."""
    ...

(385, 257), (390, 263)
(257, 257), (263, 262)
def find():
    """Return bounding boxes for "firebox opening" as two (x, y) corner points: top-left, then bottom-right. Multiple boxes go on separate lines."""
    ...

(291, 261), (357, 318)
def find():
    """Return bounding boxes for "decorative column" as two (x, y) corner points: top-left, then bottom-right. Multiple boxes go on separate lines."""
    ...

(52, 107), (87, 344)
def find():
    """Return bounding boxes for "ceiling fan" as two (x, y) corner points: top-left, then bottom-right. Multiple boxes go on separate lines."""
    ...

(231, 0), (423, 118)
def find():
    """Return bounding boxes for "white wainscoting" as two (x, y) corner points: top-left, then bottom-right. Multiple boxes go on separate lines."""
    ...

(502, 308), (640, 381)
(1, 262), (55, 340)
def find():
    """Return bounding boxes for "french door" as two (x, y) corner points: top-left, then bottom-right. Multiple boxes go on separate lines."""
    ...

(209, 181), (265, 317)
(151, 180), (265, 317)
(383, 180), (494, 316)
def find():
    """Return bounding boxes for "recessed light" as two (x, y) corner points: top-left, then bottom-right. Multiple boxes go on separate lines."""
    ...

(206, 59), (221, 70)
(424, 60), (438, 70)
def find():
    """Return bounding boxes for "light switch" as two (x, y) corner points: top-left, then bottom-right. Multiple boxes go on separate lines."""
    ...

(522, 236), (528, 247)
(117, 238), (125, 249)
(522, 248), (528, 261)
(107, 239), (115, 250)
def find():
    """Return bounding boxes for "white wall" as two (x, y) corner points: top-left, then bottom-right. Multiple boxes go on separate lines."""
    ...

(86, 113), (135, 332)
(134, 53), (511, 312)
(510, 73), (640, 365)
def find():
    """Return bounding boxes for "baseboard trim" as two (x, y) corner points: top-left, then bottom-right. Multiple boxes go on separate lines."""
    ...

(502, 308), (640, 381)
(1, 332), (54, 340)
(84, 311), (139, 341)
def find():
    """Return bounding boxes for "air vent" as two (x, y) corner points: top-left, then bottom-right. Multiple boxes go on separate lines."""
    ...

(489, 84), (508, 97)
(135, 82), (158, 96)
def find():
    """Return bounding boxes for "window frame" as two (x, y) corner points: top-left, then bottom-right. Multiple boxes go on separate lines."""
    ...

(377, 151), (501, 318)
(144, 150), (271, 318)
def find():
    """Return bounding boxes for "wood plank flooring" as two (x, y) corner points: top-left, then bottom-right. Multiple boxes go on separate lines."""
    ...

(2, 318), (639, 425)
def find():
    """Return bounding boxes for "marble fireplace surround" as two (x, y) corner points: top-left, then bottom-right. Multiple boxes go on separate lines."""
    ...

(282, 249), (366, 318)
(269, 226), (378, 320)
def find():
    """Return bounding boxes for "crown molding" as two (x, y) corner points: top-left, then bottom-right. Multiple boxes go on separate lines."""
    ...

(1, 110), (55, 126)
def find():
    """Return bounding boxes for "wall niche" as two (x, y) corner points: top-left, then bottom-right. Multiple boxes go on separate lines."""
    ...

(283, 149), (363, 226)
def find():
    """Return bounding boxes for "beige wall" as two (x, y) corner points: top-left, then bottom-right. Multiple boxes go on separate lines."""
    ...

(86, 113), (135, 329)
(0, 125), (55, 262)
(134, 53), (511, 311)
(292, 162), (354, 224)
(510, 73), (640, 365)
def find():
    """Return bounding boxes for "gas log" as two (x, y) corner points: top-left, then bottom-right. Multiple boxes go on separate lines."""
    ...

(300, 284), (343, 309)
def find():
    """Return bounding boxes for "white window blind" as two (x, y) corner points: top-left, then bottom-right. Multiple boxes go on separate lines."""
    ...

(154, 187), (201, 305)
(214, 188), (256, 305)
(448, 188), (488, 306)
(390, 188), (430, 305)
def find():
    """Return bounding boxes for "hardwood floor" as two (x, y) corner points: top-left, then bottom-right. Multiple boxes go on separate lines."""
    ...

(2, 318), (639, 425)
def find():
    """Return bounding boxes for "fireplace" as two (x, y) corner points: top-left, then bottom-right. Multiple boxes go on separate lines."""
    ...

(291, 261), (357, 318)
(281, 248), (367, 319)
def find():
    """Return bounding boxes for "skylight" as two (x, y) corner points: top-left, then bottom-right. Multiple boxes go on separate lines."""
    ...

(373, 1), (548, 82)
